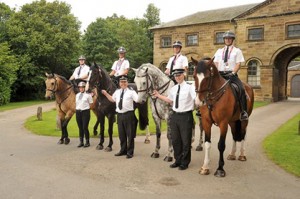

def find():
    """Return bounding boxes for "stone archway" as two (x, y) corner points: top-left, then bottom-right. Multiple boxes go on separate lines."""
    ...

(270, 44), (300, 101)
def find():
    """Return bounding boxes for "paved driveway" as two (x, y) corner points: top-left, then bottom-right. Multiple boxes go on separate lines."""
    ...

(0, 100), (299, 199)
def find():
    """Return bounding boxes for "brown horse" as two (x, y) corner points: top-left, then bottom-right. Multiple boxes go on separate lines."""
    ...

(192, 58), (254, 177)
(45, 73), (99, 145)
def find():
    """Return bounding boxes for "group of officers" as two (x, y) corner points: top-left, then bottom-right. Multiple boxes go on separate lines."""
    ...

(68, 30), (249, 170)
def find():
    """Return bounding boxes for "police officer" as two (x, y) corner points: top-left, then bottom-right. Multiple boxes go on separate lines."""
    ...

(109, 47), (130, 87)
(76, 81), (93, 148)
(153, 69), (196, 170)
(101, 75), (138, 159)
(213, 31), (248, 120)
(164, 41), (188, 79)
(70, 55), (90, 83)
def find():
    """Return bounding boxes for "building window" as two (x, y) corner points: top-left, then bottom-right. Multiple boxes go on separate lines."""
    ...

(247, 60), (261, 87)
(248, 27), (264, 41)
(287, 24), (300, 38)
(215, 32), (224, 44)
(161, 36), (172, 48)
(186, 34), (198, 46)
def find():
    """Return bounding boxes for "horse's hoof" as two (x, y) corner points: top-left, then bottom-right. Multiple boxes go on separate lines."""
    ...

(93, 130), (98, 136)
(144, 139), (150, 144)
(96, 144), (104, 150)
(238, 155), (247, 161)
(227, 154), (236, 160)
(195, 146), (203, 151)
(57, 139), (64, 144)
(164, 156), (173, 162)
(151, 152), (159, 158)
(64, 138), (70, 145)
(199, 167), (210, 175)
(104, 147), (112, 152)
(214, 169), (226, 177)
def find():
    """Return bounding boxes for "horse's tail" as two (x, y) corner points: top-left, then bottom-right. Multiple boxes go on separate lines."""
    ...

(137, 99), (149, 130)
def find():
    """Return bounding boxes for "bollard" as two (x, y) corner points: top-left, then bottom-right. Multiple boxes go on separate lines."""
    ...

(37, 106), (42, 120)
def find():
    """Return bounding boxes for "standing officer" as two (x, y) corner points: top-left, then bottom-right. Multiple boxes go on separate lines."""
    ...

(213, 31), (248, 120)
(101, 75), (138, 159)
(76, 81), (93, 148)
(109, 47), (130, 87)
(153, 69), (196, 170)
(164, 41), (189, 80)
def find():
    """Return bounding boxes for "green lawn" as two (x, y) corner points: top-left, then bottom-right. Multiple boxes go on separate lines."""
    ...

(0, 100), (47, 112)
(263, 113), (300, 177)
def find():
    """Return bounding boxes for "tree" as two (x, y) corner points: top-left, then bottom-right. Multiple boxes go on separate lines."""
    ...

(6, 0), (81, 100)
(0, 42), (19, 105)
(0, 3), (14, 43)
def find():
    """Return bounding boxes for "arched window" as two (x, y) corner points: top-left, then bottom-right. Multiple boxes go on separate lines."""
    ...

(247, 59), (261, 87)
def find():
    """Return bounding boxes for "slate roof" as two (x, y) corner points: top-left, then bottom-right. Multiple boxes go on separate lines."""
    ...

(150, 3), (260, 30)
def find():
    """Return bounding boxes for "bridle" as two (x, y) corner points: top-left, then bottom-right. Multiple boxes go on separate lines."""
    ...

(136, 71), (171, 120)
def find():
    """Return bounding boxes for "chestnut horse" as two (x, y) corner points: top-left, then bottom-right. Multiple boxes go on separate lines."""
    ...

(192, 58), (254, 177)
(45, 73), (99, 145)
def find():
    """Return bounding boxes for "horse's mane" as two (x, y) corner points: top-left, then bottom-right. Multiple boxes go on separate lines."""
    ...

(52, 73), (72, 85)
(137, 63), (169, 80)
(91, 63), (116, 91)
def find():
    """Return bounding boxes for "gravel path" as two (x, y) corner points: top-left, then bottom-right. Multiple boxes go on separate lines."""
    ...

(0, 100), (299, 199)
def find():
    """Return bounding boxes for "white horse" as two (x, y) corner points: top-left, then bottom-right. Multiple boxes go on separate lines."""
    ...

(133, 63), (175, 161)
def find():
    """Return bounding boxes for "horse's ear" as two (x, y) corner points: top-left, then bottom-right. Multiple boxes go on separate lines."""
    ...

(145, 68), (148, 73)
(191, 57), (198, 66)
(45, 72), (49, 77)
(208, 57), (215, 66)
(131, 68), (137, 73)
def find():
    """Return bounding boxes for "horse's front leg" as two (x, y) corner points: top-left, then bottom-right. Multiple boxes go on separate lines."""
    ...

(144, 125), (151, 144)
(151, 118), (161, 158)
(59, 117), (71, 145)
(195, 115), (204, 151)
(96, 115), (105, 150)
(214, 123), (228, 177)
(105, 114), (114, 152)
(199, 120), (212, 175)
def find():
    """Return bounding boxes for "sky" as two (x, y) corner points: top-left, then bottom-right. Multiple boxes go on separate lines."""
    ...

(1, 0), (264, 32)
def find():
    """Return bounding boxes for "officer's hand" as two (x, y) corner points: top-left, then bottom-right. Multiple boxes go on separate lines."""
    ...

(228, 72), (235, 79)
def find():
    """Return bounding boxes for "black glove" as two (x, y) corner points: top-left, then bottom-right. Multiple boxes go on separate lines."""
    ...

(227, 72), (235, 79)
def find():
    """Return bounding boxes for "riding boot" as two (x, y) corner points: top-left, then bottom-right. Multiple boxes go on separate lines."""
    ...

(77, 138), (84, 147)
(84, 139), (90, 148)
(71, 79), (79, 94)
(240, 95), (249, 121)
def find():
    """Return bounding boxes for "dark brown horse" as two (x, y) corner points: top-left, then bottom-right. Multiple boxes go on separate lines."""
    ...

(192, 58), (254, 177)
(87, 63), (149, 152)
(45, 73), (99, 145)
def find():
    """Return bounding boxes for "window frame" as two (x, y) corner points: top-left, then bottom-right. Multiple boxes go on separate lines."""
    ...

(247, 26), (264, 41)
(214, 31), (225, 44)
(186, 33), (199, 46)
(160, 35), (172, 48)
(286, 22), (300, 39)
(247, 59), (261, 88)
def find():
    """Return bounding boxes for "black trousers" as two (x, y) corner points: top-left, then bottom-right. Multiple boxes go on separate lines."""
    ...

(170, 111), (193, 167)
(117, 111), (138, 155)
(76, 109), (90, 142)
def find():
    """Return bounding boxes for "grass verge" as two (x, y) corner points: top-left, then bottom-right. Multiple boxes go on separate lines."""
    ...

(263, 113), (300, 177)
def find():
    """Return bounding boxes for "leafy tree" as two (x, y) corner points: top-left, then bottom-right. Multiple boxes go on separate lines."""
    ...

(0, 42), (19, 105)
(0, 3), (14, 43)
(6, 0), (81, 100)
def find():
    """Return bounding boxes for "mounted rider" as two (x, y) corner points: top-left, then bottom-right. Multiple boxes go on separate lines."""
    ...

(213, 31), (249, 121)
(109, 46), (130, 87)
(164, 41), (188, 83)
(69, 55), (90, 92)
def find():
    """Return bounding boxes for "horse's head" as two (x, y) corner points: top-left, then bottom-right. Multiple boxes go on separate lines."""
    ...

(133, 65), (152, 103)
(45, 72), (57, 99)
(89, 62), (102, 90)
(192, 57), (219, 105)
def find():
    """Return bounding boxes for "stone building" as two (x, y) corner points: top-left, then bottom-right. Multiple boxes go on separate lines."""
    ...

(150, 0), (300, 101)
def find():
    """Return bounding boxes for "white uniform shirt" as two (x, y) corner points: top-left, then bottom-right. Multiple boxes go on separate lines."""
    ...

(112, 88), (138, 113)
(214, 45), (245, 71)
(166, 53), (188, 71)
(111, 58), (130, 76)
(168, 81), (196, 112)
(72, 64), (90, 81)
(76, 92), (93, 111)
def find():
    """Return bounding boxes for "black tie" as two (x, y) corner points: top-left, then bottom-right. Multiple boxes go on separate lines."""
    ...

(170, 55), (177, 75)
(224, 47), (229, 63)
(118, 89), (124, 110)
(78, 66), (82, 76)
(175, 85), (180, 108)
